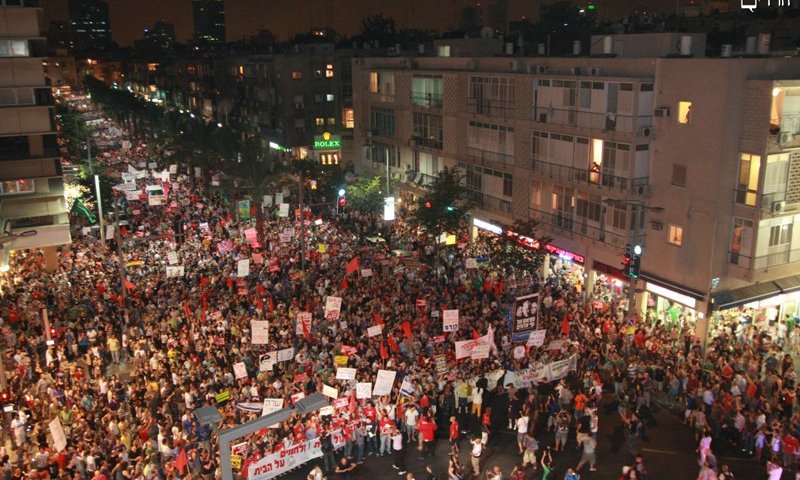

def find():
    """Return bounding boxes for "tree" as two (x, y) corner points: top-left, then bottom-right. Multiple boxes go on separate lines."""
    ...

(413, 167), (471, 237)
(346, 176), (383, 214)
(485, 219), (551, 276)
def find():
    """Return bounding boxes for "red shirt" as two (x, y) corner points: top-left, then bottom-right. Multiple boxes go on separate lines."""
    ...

(783, 434), (799, 454)
(418, 418), (436, 442)
(449, 421), (459, 441)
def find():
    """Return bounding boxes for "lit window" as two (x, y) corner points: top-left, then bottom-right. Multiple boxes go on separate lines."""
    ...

(678, 101), (692, 124)
(325, 64), (334, 78)
(326, 94), (334, 102)
(327, 117), (336, 126)
(343, 108), (354, 129)
(0, 179), (34, 194)
(10, 40), (28, 57)
(369, 72), (379, 93)
(736, 153), (761, 206)
(238, 65), (244, 75)
(315, 117), (325, 126)
(769, 224), (792, 247)
(668, 224), (684, 246)
(292, 71), (303, 80)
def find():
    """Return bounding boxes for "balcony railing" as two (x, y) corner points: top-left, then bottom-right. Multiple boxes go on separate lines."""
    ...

(469, 191), (513, 214)
(466, 98), (516, 117)
(404, 171), (437, 187)
(729, 247), (800, 270)
(529, 206), (629, 248)
(534, 107), (650, 134)
(412, 135), (443, 150)
(410, 92), (443, 109)
(531, 159), (649, 194)
(466, 146), (514, 166)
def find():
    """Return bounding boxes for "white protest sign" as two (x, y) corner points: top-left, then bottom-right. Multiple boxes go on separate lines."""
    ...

(324, 296), (342, 320)
(105, 225), (115, 241)
(367, 325), (383, 337)
(261, 398), (283, 417)
(278, 203), (289, 217)
(442, 310), (459, 332)
(373, 369), (397, 396)
(513, 345), (526, 359)
(470, 344), (490, 360)
(275, 192), (284, 205)
(263, 195), (273, 207)
(277, 347), (295, 362)
(169, 164), (178, 174)
(548, 356), (575, 381)
(466, 258), (478, 269)
(454, 336), (490, 360)
(322, 384), (338, 399)
(237, 259), (250, 277)
(233, 362), (248, 379)
(360, 268), (373, 277)
(336, 367), (357, 381)
(167, 251), (179, 265)
(527, 329), (547, 347)
(296, 312), (312, 336)
(251, 320), (269, 345)
(49, 418), (67, 452)
(356, 382), (373, 399)
(259, 352), (277, 372)
(166, 266), (184, 278)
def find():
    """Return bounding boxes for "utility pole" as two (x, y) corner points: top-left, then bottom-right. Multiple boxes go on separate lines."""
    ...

(114, 203), (129, 336)
(87, 134), (106, 243)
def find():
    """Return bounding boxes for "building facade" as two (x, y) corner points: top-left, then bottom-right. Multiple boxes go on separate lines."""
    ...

(0, 0), (71, 269)
(193, 0), (225, 44)
(351, 33), (800, 342)
(68, 0), (110, 53)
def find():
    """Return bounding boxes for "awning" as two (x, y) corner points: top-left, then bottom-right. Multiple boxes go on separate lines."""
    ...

(639, 272), (706, 300)
(713, 282), (781, 310)
(774, 274), (800, 295)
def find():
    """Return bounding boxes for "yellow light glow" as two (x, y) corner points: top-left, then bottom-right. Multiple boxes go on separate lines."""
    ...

(773, 87), (781, 97)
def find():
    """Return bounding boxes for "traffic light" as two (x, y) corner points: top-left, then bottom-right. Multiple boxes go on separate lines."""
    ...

(310, 180), (317, 190)
(338, 196), (346, 208)
(630, 252), (642, 279)
(424, 201), (432, 208)
(622, 243), (632, 277)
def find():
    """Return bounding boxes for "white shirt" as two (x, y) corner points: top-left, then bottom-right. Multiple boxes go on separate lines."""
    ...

(768, 465), (783, 480)
(516, 416), (529, 434)
(471, 440), (482, 457)
(391, 433), (403, 450)
(472, 387), (484, 404)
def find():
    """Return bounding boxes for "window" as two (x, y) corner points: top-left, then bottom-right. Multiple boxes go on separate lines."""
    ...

(0, 179), (34, 194)
(314, 94), (323, 103)
(327, 118), (336, 126)
(368, 72), (394, 99)
(610, 205), (627, 230)
(672, 164), (687, 187)
(315, 117), (325, 126)
(292, 71), (303, 80)
(314, 70), (323, 78)
(0, 40), (28, 57)
(437, 45), (451, 57)
(576, 195), (601, 222)
(370, 107), (395, 137)
(411, 75), (443, 108)
(769, 224), (792, 247)
(343, 108), (354, 129)
(294, 95), (304, 110)
(294, 119), (305, 128)
(325, 64), (334, 78)
(369, 72), (379, 93)
(326, 94), (334, 102)
(503, 176), (513, 197)
(668, 224), (684, 246)
(736, 153), (761, 206)
(467, 121), (515, 164)
(320, 153), (339, 165)
(678, 101), (692, 124)
(764, 153), (790, 196)
(468, 76), (516, 113)
(412, 113), (443, 149)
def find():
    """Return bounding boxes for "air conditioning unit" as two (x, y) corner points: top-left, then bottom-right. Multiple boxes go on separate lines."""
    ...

(772, 201), (786, 213)
(589, 67), (601, 75)
(528, 64), (548, 74)
(654, 107), (671, 118)
(650, 221), (663, 231)
(636, 185), (652, 197)
(779, 132), (794, 144)
(571, 67), (583, 75)
(638, 126), (654, 137)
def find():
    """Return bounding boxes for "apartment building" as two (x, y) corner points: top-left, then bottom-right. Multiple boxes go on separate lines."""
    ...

(0, 0), (71, 270)
(351, 33), (800, 341)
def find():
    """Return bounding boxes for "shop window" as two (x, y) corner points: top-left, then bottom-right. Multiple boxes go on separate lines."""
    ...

(668, 224), (684, 246)
(672, 164), (687, 187)
(678, 101), (692, 124)
(769, 224), (792, 247)
(292, 71), (303, 80)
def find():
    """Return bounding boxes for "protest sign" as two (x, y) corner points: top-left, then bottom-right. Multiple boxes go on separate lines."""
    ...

(336, 367), (356, 381)
(237, 259), (250, 277)
(261, 398), (283, 417)
(527, 329), (547, 347)
(442, 309), (459, 332)
(277, 347), (294, 362)
(321, 385), (338, 399)
(324, 296), (342, 320)
(356, 382), (373, 399)
(233, 362), (248, 379)
(373, 370), (396, 396)
(367, 325), (383, 337)
(295, 312), (312, 336)
(251, 320), (269, 345)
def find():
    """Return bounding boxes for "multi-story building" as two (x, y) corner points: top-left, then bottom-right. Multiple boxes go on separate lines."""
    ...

(351, 32), (800, 342)
(68, 0), (110, 54)
(0, 0), (71, 270)
(193, 0), (225, 44)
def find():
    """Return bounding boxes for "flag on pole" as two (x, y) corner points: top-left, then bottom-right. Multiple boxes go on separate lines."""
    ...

(345, 257), (360, 275)
(173, 448), (188, 475)
(400, 321), (413, 339)
(561, 312), (570, 336)
(387, 335), (400, 353)
(71, 198), (97, 224)
(124, 280), (136, 291)
(380, 342), (389, 360)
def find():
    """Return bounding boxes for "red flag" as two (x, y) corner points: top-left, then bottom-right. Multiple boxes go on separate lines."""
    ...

(200, 276), (208, 288)
(201, 310), (207, 324)
(183, 301), (191, 319)
(268, 296), (275, 313)
(226, 276), (233, 290)
(257, 296), (264, 311)
(301, 317), (311, 341)
(372, 312), (384, 325)
(400, 321), (413, 339)
(483, 279), (493, 293)
(387, 335), (400, 353)
(561, 313), (570, 336)
(380, 342), (389, 360)
(173, 448), (188, 475)
(345, 257), (360, 275)
(340, 277), (349, 290)
(493, 279), (504, 297)
(201, 292), (209, 310)
(256, 283), (266, 295)
(472, 328), (481, 340)
(124, 280), (136, 291)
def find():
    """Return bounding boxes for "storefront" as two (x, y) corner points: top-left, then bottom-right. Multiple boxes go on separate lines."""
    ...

(312, 131), (341, 165)
(590, 261), (630, 305)
(639, 273), (705, 332)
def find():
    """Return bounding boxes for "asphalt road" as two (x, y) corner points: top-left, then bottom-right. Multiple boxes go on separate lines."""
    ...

(276, 392), (768, 480)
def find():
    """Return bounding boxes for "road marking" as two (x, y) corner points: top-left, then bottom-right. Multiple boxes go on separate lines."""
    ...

(640, 448), (678, 455)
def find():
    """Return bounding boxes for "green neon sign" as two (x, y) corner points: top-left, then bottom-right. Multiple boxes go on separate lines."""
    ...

(314, 139), (341, 148)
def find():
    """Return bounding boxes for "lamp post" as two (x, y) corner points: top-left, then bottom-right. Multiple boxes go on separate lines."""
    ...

(602, 199), (664, 324)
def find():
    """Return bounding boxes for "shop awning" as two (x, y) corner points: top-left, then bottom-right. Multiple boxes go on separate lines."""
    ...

(713, 282), (781, 310)
(774, 274), (800, 295)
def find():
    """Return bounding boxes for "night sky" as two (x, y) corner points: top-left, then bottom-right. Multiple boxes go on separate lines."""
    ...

(42, 0), (685, 46)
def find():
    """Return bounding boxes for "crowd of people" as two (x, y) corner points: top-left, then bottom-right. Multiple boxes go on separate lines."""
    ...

(0, 102), (795, 480)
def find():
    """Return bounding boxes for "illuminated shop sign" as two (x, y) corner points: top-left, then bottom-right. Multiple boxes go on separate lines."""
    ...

(506, 230), (540, 250)
(473, 218), (503, 235)
(313, 131), (341, 149)
(646, 282), (697, 309)
(543, 244), (585, 264)
(473, 217), (585, 264)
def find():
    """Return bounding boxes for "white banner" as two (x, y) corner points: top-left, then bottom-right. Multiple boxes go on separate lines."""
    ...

(324, 296), (342, 320)
(125, 191), (141, 201)
(277, 347), (295, 362)
(470, 344), (490, 360)
(373, 369), (396, 396)
(442, 310), (459, 332)
(237, 259), (251, 278)
(526, 329), (547, 347)
(49, 418), (67, 452)
(360, 268), (373, 277)
(251, 320), (270, 345)
(247, 430), (345, 480)
(167, 251), (179, 265)
(336, 367), (356, 381)
(356, 382), (373, 399)
(367, 325), (383, 337)
(263, 195), (273, 207)
(322, 384), (338, 399)
(261, 398), (283, 417)
(233, 362), (248, 379)
(278, 203), (289, 217)
(454, 336), (490, 360)
(295, 312), (312, 336)
(259, 352), (277, 372)
(166, 266), (184, 278)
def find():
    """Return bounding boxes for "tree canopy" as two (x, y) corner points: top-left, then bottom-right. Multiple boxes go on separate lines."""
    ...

(412, 167), (471, 237)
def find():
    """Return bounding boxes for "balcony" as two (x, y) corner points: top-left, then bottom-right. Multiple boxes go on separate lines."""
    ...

(411, 135), (442, 150)
(466, 146), (514, 167)
(404, 170), (437, 187)
(410, 92), (442, 109)
(529, 206), (629, 248)
(534, 107), (651, 135)
(531, 159), (649, 195)
(466, 98), (515, 118)
(729, 248), (800, 270)
(469, 191), (512, 215)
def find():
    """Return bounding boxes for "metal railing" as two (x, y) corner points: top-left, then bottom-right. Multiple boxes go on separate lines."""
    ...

(466, 146), (514, 166)
(529, 206), (629, 247)
(403, 171), (437, 187)
(466, 98), (516, 117)
(469, 191), (513, 214)
(531, 159), (649, 194)
(412, 135), (443, 150)
(729, 248), (800, 270)
(534, 107), (651, 134)
(410, 92), (443, 109)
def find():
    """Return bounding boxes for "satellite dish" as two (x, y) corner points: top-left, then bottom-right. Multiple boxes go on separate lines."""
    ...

(480, 26), (493, 39)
